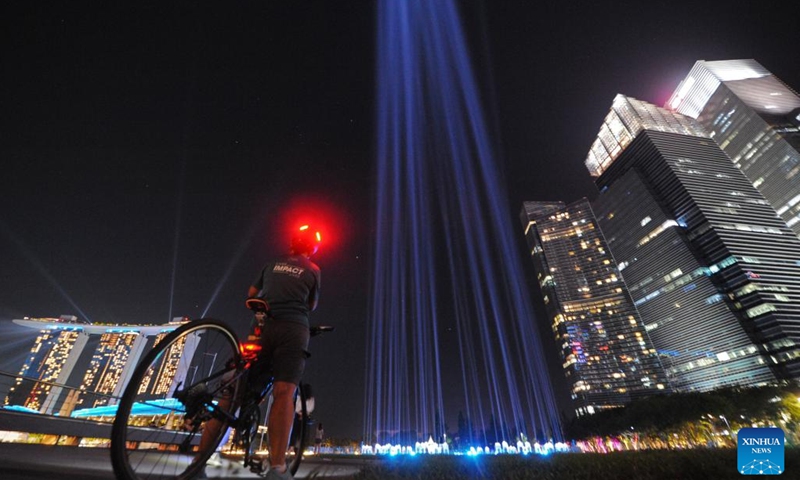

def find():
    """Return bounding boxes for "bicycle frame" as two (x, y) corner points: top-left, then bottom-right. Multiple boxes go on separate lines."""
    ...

(182, 339), (306, 474)
(110, 315), (329, 480)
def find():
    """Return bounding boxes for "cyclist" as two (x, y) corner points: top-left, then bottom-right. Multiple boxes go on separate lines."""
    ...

(196, 225), (321, 480)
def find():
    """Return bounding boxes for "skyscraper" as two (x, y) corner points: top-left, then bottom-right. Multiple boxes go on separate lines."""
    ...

(4, 316), (89, 414)
(667, 59), (800, 236)
(135, 324), (200, 399)
(520, 199), (670, 416)
(586, 95), (800, 390)
(76, 330), (147, 408)
(6, 316), (187, 413)
(137, 332), (183, 396)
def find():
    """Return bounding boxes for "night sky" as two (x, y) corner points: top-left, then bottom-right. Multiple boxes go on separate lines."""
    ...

(2, 1), (798, 440)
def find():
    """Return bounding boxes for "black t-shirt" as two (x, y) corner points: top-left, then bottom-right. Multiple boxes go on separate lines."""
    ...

(252, 254), (321, 327)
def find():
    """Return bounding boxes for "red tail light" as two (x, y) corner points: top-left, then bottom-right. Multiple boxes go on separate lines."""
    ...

(240, 342), (262, 359)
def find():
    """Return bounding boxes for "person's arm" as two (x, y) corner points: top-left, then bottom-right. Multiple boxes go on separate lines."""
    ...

(250, 265), (267, 298)
(308, 269), (320, 311)
(308, 286), (319, 311)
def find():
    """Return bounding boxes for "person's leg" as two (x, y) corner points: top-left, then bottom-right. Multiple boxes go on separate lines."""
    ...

(267, 322), (309, 475)
(192, 369), (238, 464)
(195, 396), (231, 455)
(268, 381), (297, 470)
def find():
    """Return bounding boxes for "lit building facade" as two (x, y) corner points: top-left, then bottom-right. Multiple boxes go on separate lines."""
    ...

(586, 95), (800, 390)
(135, 328), (200, 399)
(4, 316), (89, 414)
(6, 316), (186, 413)
(667, 59), (800, 236)
(520, 199), (670, 416)
(76, 330), (147, 408)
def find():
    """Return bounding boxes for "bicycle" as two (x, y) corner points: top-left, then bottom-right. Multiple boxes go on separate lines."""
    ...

(110, 299), (333, 480)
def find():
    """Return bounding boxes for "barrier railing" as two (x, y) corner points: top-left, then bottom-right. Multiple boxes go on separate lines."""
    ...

(0, 371), (199, 447)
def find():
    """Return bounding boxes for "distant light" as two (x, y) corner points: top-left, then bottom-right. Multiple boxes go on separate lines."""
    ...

(2, 405), (42, 414)
(712, 65), (765, 82)
(71, 398), (186, 418)
(670, 76), (695, 109)
(105, 328), (140, 334)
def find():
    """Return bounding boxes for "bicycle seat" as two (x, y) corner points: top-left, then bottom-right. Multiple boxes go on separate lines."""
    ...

(310, 325), (335, 337)
(245, 298), (270, 313)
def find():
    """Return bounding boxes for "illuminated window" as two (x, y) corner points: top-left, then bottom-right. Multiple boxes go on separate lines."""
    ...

(746, 303), (777, 318)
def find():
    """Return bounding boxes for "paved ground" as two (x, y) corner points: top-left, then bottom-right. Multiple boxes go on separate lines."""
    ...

(0, 443), (369, 479)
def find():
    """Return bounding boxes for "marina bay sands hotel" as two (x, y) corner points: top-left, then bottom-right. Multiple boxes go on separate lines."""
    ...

(3, 315), (193, 416)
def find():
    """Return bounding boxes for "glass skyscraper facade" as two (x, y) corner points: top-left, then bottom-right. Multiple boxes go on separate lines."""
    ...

(667, 59), (800, 236)
(586, 95), (800, 389)
(520, 199), (669, 416)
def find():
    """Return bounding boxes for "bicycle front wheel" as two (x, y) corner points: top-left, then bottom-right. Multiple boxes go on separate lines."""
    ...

(111, 319), (242, 480)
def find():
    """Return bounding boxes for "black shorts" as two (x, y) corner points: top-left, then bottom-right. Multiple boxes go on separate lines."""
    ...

(249, 321), (310, 388)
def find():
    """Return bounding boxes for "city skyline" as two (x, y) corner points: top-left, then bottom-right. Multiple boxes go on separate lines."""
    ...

(3, 316), (186, 415)
(4, 57), (800, 438)
(517, 81), (800, 421)
(516, 62), (800, 419)
(588, 95), (800, 388)
(2, 1), (799, 439)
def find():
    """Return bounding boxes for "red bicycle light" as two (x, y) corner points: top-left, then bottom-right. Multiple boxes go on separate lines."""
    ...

(241, 342), (261, 352)
(240, 342), (262, 359)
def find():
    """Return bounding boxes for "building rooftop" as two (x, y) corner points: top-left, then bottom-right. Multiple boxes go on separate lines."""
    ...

(14, 317), (187, 336)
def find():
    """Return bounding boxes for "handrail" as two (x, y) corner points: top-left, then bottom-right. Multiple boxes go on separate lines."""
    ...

(0, 371), (198, 445)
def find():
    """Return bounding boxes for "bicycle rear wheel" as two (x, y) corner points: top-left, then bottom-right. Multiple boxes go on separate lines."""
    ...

(111, 319), (242, 480)
(289, 383), (309, 474)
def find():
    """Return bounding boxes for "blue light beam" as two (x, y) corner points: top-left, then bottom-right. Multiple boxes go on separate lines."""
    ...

(365, 0), (562, 447)
(0, 219), (92, 323)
